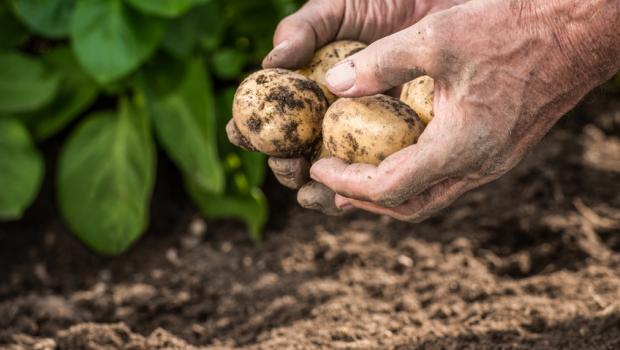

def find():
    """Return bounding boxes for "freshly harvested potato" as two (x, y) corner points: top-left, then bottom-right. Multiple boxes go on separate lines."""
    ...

(297, 40), (367, 104)
(400, 76), (435, 124)
(233, 68), (329, 158)
(322, 95), (425, 165)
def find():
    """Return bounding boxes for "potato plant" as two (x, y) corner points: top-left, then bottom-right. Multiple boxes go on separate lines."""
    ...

(0, 0), (304, 255)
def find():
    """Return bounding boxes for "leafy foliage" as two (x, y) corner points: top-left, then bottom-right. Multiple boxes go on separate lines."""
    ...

(57, 98), (155, 256)
(0, 118), (44, 220)
(0, 51), (60, 114)
(0, 0), (304, 254)
(7, 0), (611, 255)
(11, 0), (75, 38)
(70, 0), (164, 84)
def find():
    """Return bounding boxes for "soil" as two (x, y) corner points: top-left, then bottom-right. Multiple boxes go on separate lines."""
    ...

(1, 92), (620, 349)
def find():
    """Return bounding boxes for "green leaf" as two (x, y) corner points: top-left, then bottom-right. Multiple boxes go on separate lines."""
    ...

(0, 4), (29, 49)
(0, 52), (61, 114)
(212, 48), (247, 80)
(70, 0), (164, 84)
(214, 87), (266, 186)
(19, 48), (99, 141)
(57, 97), (156, 255)
(0, 118), (44, 220)
(187, 183), (268, 242)
(215, 87), (238, 154)
(271, 0), (302, 17)
(11, 0), (75, 38)
(162, 2), (223, 59)
(240, 151), (266, 187)
(125, 0), (208, 18)
(143, 57), (224, 194)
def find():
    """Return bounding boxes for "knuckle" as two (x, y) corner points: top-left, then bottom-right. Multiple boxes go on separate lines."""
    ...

(368, 188), (387, 204)
(373, 171), (408, 207)
(416, 15), (458, 76)
(371, 188), (402, 208)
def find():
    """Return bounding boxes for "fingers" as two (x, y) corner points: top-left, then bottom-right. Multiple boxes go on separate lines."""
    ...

(310, 137), (454, 208)
(337, 177), (473, 222)
(263, 0), (345, 69)
(310, 88), (469, 208)
(268, 157), (310, 190)
(324, 17), (445, 97)
(297, 181), (346, 216)
(226, 120), (255, 151)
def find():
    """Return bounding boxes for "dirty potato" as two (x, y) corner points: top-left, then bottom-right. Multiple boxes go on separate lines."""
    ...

(233, 68), (329, 158)
(400, 76), (435, 124)
(322, 95), (425, 166)
(297, 41), (367, 104)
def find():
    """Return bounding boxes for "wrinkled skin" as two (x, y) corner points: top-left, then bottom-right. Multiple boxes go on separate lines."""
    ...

(228, 0), (620, 222)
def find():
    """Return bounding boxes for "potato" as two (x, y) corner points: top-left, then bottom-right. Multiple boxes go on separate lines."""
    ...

(323, 95), (425, 165)
(297, 40), (367, 104)
(400, 76), (435, 124)
(233, 68), (329, 158)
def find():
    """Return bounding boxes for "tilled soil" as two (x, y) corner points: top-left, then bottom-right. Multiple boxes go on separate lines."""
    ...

(1, 95), (620, 349)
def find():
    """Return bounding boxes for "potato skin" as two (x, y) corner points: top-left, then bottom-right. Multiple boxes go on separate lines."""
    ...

(400, 76), (435, 124)
(323, 95), (425, 166)
(297, 41), (367, 104)
(233, 68), (329, 158)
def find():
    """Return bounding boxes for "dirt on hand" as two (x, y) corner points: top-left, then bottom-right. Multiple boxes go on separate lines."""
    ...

(1, 94), (620, 349)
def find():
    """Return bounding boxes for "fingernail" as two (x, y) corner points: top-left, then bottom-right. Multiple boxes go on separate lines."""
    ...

(326, 61), (356, 92)
(338, 203), (354, 211)
(336, 199), (353, 210)
(267, 40), (290, 60)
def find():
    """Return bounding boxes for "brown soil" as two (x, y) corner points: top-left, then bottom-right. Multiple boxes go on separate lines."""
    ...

(1, 93), (620, 349)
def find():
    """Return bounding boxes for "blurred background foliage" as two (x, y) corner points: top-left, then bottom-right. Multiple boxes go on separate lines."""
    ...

(0, 0), (304, 255)
(0, 0), (618, 256)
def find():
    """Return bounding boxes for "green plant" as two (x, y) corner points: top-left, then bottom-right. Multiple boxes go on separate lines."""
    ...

(0, 0), (303, 255)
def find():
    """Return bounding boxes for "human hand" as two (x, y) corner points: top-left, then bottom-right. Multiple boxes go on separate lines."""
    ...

(227, 0), (467, 215)
(309, 0), (620, 221)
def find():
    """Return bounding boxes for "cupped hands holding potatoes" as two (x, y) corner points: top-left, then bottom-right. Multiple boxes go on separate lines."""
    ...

(228, 0), (620, 222)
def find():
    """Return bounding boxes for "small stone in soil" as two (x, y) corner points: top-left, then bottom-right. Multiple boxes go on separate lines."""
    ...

(189, 217), (207, 237)
(166, 249), (180, 265)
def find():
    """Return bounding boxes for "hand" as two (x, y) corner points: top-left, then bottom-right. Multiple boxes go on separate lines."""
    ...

(309, 0), (620, 221)
(227, 0), (468, 215)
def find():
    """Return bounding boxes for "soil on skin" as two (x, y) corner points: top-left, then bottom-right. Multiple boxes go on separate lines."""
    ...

(1, 93), (620, 349)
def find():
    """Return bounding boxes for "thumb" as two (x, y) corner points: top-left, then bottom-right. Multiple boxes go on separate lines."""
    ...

(325, 21), (444, 97)
(262, 0), (344, 69)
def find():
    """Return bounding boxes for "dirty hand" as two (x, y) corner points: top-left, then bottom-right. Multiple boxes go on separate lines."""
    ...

(309, 0), (620, 221)
(227, 0), (466, 215)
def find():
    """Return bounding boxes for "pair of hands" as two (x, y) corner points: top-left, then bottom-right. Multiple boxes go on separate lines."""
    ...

(228, 0), (620, 222)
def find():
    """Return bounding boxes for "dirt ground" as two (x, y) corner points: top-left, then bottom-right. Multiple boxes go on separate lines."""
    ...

(1, 92), (619, 349)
